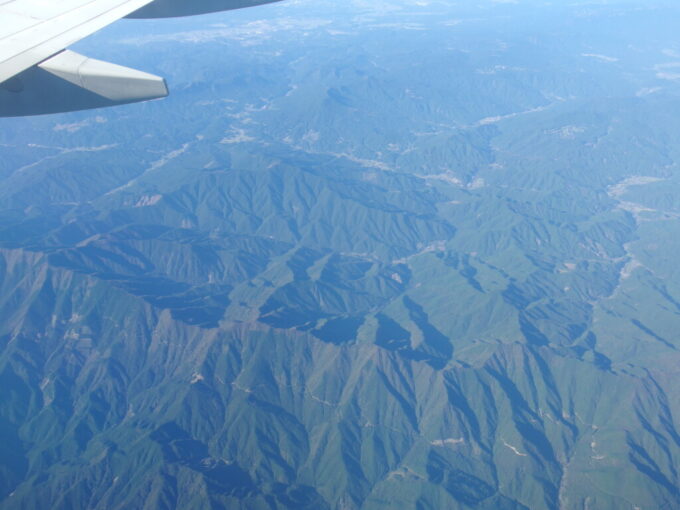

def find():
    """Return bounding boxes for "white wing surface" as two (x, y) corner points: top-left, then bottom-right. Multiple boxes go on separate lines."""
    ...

(0, 0), (280, 116)
(0, 0), (154, 85)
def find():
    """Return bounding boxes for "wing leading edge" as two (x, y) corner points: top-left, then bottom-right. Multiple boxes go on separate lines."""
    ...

(0, 0), (280, 117)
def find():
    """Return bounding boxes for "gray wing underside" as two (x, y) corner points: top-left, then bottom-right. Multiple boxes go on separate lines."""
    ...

(0, 0), (280, 117)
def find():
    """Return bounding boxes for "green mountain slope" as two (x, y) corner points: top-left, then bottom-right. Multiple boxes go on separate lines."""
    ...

(3, 0), (680, 508)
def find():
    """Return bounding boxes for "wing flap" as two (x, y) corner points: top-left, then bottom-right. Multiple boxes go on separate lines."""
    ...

(0, 50), (167, 117)
(40, 50), (168, 102)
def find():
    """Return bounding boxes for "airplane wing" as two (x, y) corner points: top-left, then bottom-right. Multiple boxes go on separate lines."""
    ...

(0, 0), (280, 117)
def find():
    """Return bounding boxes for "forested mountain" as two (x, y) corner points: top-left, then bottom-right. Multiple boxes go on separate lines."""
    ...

(2, 1), (680, 508)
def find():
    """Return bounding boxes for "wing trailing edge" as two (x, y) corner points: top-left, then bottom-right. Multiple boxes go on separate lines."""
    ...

(0, 50), (168, 117)
(127, 0), (281, 18)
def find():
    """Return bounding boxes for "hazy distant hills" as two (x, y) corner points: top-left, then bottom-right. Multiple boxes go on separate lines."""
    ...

(3, 0), (680, 508)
